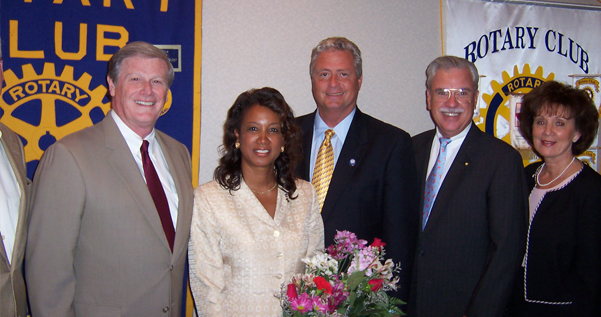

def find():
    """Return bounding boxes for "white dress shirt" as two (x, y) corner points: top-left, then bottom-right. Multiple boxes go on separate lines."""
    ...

(425, 124), (472, 184)
(309, 108), (356, 181)
(111, 110), (179, 228)
(0, 130), (21, 264)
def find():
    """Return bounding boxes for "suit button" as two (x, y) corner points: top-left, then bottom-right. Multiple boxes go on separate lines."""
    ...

(163, 306), (169, 313)
(276, 252), (283, 258)
(419, 250), (424, 256)
(273, 230), (280, 237)
(276, 273), (282, 279)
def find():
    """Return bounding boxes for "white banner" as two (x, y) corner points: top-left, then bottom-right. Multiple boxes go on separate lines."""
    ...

(443, 0), (601, 170)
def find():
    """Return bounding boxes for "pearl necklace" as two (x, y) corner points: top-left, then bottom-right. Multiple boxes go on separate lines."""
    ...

(250, 182), (278, 194)
(535, 156), (576, 187)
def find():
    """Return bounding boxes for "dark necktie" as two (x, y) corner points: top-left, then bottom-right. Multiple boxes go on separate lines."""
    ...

(141, 140), (175, 251)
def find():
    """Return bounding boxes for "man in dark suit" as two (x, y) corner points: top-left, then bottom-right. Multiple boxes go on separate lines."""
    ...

(0, 43), (30, 317)
(409, 56), (527, 316)
(296, 37), (419, 303)
(26, 41), (193, 316)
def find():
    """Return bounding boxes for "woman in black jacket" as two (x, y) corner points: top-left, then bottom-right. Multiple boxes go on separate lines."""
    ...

(509, 80), (601, 316)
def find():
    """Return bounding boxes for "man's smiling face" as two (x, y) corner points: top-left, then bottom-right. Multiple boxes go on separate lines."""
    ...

(427, 67), (478, 138)
(108, 56), (169, 137)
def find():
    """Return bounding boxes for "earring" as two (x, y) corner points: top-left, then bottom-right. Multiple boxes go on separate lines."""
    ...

(235, 142), (240, 149)
(281, 146), (285, 153)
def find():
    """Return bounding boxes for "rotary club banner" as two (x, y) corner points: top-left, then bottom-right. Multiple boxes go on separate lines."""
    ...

(0, 0), (202, 185)
(442, 0), (601, 171)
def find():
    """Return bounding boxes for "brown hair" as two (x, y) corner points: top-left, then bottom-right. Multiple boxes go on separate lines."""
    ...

(519, 80), (599, 156)
(107, 41), (174, 87)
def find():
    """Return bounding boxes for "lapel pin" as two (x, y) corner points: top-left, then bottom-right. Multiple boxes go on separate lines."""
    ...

(349, 158), (356, 166)
(465, 162), (469, 166)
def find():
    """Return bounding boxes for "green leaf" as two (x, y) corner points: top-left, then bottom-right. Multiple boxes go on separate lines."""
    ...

(347, 271), (366, 289)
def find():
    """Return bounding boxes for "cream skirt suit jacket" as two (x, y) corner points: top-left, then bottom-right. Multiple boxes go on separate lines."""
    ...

(189, 179), (324, 317)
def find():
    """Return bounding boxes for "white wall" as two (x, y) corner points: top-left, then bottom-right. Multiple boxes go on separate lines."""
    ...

(198, 0), (442, 184)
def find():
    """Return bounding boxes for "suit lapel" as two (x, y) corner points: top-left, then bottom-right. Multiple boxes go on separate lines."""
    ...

(320, 110), (368, 221)
(423, 123), (479, 232)
(298, 112), (316, 181)
(237, 179), (281, 226)
(0, 236), (8, 268)
(155, 132), (192, 261)
(103, 115), (173, 253)
(273, 186), (290, 226)
(414, 130), (436, 205)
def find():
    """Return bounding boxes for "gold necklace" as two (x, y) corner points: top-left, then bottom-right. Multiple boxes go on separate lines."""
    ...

(250, 182), (278, 194)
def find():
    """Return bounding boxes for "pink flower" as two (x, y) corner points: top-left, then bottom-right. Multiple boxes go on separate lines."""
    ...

(334, 230), (367, 249)
(290, 293), (313, 313)
(314, 276), (333, 294)
(312, 297), (329, 312)
(368, 279), (384, 291)
(328, 277), (349, 311)
(286, 284), (298, 299)
(329, 230), (369, 260)
(347, 247), (378, 275)
(326, 244), (343, 260)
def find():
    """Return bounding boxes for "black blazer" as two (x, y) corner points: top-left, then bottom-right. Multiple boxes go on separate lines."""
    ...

(409, 123), (528, 317)
(509, 162), (601, 317)
(296, 108), (420, 302)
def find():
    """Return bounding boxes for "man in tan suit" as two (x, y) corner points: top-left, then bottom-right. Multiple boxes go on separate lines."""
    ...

(25, 41), (194, 316)
(0, 43), (30, 317)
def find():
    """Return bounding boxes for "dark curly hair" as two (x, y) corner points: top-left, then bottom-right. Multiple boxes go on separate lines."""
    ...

(519, 80), (599, 156)
(214, 87), (303, 199)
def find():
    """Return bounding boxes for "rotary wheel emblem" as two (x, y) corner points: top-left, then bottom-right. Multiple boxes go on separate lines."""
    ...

(477, 64), (554, 143)
(574, 77), (600, 115)
(0, 62), (110, 165)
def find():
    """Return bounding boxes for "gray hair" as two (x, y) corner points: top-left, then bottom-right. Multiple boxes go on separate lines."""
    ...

(310, 37), (362, 78)
(107, 41), (174, 87)
(425, 56), (479, 91)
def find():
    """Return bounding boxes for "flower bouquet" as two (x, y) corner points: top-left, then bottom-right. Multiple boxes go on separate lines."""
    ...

(279, 230), (405, 316)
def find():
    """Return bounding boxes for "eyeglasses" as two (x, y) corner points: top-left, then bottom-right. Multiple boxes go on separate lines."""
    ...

(432, 88), (474, 104)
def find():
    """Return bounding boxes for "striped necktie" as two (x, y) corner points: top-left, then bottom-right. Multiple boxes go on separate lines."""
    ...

(312, 129), (335, 211)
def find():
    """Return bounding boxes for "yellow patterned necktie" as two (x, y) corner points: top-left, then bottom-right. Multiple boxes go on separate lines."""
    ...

(312, 129), (335, 211)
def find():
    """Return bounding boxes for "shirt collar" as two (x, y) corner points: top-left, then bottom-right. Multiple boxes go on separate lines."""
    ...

(111, 110), (157, 156)
(314, 107), (356, 142)
(435, 122), (472, 142)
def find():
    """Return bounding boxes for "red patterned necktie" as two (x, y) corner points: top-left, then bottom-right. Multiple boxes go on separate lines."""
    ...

(141, 140), (175, 251)
(422, 137), (451, 230)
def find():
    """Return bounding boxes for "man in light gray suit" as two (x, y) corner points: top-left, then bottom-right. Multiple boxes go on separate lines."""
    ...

(0, 42), (30, 317)
(26, 41), (194, 316)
